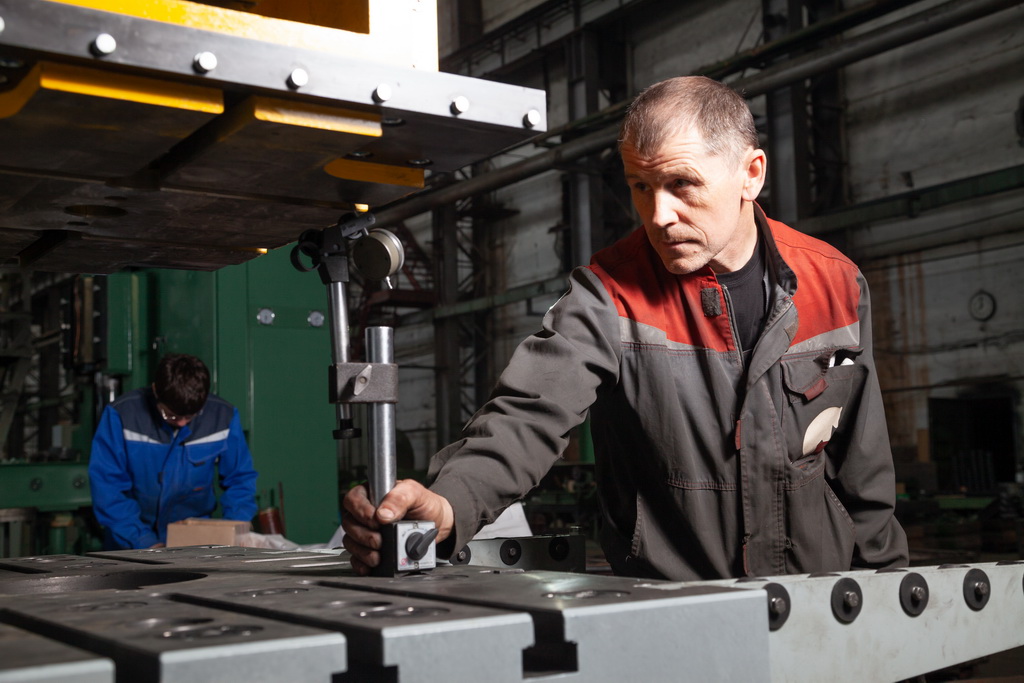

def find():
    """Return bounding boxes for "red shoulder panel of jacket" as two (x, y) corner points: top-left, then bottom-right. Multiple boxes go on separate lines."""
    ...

(587, 228), (734, 351)
(766, 216), (862, 346)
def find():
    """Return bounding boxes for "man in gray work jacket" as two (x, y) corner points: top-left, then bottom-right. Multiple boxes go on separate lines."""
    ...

(342, 75), (909, 580)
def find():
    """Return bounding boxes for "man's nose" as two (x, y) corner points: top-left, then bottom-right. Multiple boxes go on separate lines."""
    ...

(649, 191), (679, 228)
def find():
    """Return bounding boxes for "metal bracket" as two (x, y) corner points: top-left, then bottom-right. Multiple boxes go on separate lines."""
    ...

(328, 362), (397, 404)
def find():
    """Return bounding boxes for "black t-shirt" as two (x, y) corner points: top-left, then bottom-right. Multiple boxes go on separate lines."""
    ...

(716, 239), (767, 356)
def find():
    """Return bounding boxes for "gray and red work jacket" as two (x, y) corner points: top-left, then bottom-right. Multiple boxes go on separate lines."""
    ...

(429, 207), (909, 580)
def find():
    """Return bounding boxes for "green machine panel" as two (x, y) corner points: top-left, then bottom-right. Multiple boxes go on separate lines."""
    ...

(134, 247), (340, 545)
(0, 462), (91, 512)
(238, 252), (340, 545)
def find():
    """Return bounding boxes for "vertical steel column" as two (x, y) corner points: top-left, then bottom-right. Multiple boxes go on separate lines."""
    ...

(763, 0), (813, 223)
(365, 326), (396, 505)
(327, 283), (350, 365)
(454, 0), (484, 46)
(432, 203), (462, 450)
(327, 281), (354, 432)
(566, 29), (603, 267)
(806, 0), (846, 215)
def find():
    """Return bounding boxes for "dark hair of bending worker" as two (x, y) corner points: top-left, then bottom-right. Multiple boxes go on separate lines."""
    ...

(342, 75), (909, 580)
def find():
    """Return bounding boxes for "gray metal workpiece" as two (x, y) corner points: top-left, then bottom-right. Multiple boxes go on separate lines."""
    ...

(88, 545), (354, 576)
(324, 566), (772, 682)
(87, 547), (770, 680)
(0, 587), (346, 682)
(0, 622), (113, 683)
(0, 551), (232, 594)
(457, 534), (587, 572)
(166, 572), (534, 683)
(88, 547), (770, 680)
(88, 545), (342, 562)
(81, 547), (543, 681)
(8, 546), (1023, 681)
(665, 561), (1024, 681)
(0, 553), (135, 574)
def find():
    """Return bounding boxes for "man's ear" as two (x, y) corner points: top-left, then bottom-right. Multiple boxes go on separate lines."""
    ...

(741, 148), (767, 201)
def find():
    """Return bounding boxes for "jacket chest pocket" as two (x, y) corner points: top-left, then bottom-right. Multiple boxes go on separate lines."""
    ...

(183, 442), (225, 491)
(780, 349), (864, 470)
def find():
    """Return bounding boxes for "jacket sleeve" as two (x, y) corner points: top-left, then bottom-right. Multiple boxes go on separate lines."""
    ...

(217, 408), (258, 523)
(428, 267), (621, 555)
(88, 406), (159, 549)
(831, 271), (909, 569)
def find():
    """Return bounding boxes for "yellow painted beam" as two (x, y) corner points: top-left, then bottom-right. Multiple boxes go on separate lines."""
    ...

(43, 0), (438, 70)
(0, 64), (43, 119)
(250, 97), (381, 137)
(323, 158), (423, 188)
(42, 62), (223, 112)
(0, 62), (223, 118)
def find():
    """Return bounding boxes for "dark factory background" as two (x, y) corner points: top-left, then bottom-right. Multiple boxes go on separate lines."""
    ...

(0, 1), (1021, 679)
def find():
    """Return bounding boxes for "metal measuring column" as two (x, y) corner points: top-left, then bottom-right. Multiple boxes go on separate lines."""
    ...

(364, 326), (396, 505)
(294, 215), (437, 575)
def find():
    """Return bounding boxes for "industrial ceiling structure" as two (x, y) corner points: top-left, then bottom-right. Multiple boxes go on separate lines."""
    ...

(0, 0), (546, 272)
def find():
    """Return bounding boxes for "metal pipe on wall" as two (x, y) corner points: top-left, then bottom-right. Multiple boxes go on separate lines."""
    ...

(732, 0), (1021, 97)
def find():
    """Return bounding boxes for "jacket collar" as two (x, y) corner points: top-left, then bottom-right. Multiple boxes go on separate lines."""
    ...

(753, 203), (797, 298)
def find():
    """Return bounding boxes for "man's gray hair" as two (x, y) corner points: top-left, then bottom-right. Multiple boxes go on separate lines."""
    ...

(619, 76), (758, 161)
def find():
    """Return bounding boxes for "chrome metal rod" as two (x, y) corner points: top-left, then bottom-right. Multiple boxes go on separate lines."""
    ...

(366, 326), (396, 506)
(327, 281), (350, 364)
(327, 281), (353, 427)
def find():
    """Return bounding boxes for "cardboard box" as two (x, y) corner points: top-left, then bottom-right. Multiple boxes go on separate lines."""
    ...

(166, 518), (250, 547)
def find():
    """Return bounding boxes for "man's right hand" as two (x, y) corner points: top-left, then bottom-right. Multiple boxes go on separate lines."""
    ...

(341, 480), (454, 575)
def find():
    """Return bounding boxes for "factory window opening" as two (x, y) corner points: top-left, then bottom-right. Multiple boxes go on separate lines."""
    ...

(928, 395), (1018, 496)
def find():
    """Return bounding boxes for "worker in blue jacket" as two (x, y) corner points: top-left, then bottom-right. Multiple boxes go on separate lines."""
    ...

(89, 354), (258, 549)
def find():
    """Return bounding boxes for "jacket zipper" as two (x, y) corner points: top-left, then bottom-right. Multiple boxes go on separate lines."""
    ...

(719, 285), (745, 366)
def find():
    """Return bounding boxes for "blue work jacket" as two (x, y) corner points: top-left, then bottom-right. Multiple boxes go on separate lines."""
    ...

(88, 387), (258, 549)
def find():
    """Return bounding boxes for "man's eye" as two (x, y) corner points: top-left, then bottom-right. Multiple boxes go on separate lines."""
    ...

(672, 178), (691, 189)
(631, 182), (649, 192)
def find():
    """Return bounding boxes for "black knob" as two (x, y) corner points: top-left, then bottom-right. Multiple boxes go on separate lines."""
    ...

(405, 528), (439, 561)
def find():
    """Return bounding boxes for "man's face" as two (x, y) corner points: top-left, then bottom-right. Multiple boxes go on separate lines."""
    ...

(622, 127), (762, 274)
(157, 402), (197, 428)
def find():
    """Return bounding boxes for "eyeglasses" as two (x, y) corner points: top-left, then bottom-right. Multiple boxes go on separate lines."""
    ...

(157, 402), (198, 425)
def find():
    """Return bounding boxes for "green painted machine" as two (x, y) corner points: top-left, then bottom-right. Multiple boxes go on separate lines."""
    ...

(103, 247), (342, 545)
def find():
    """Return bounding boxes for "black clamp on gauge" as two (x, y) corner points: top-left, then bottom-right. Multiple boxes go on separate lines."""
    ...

(374, 521), (439, 576)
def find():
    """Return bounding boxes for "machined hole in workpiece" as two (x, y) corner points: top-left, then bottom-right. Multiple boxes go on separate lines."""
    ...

(157, 623), (265, 640)
(66, 600), (150, 612)
(320, 599), (391, 610)
(122, 617), (215, 631)
(542, 589), (630, 600)
(355, 605), (451, 619)
(226, 587), (311, 598)
(401, 573), (469, 581)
